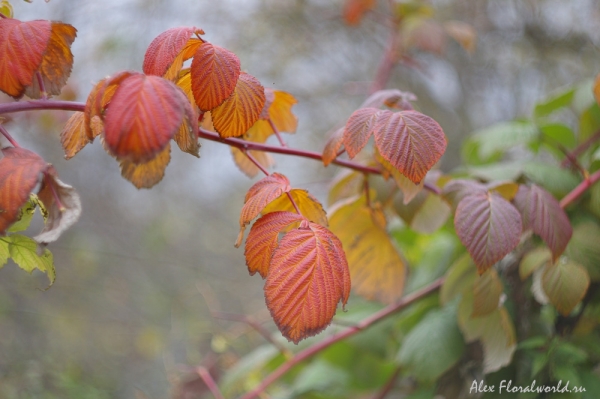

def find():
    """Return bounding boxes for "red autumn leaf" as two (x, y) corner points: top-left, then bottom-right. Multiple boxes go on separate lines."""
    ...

(442, 179), (487, 209)
(120, 144), (171, 189)
(513, 184), (572, 261)
(211, 72), (266, 138)
(0, 18), (50, 98)
(191, 42), (241, 111)
(265, 220), (350, 343)
(236, 173), (291, 247)
(102, 72), (197, 163)
(0, 147), (48, 234)
(343, 0), (376, 26)
(455, 192), (522, 274)
(24, 22), (77, 99)
(143, 26), (204, 81)
(374, 110), (447, 184)
(60, 112), (88, 160)
(245, 211), (305, 278)
(343, 107), (381, 158)
(34, 166), (81, 245)
(322, 127), (344, 166)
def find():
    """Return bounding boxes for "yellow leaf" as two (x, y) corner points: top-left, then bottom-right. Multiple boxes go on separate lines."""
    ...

(329, 195), (406, 303)
(60, 112), (90, 159)
(267, 89), (298, 133)
(262, 189), (328, 227)
(328, 170), (363, 206)
(472, 268), (503, 317)
(120, 144), (171, 189)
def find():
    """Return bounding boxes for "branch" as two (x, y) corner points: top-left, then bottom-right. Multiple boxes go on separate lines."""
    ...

(196, 367), (225, 399)
(0, 99), (443, 195)
(0, 125), (20, 148)
(559, 169), (600, 209)
(560, 129), (600, 168)
(371, 366), (402, 399)
(239, 277), (444, 399)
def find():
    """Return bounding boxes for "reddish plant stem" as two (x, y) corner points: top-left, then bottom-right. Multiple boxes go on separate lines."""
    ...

(285, 192), (302, 215)
(0, 100), (85, 114)
(371, 366), (402, 399)
(36, 71), (48, 100)
(268, 118), (286, 147)
(243, 149), (270, 176)
(239, 277), (444, 399)
(196, 367), (225, 399)
(560, 129), (600, 168)
(0, 125), (20, 148)
(559, 169), (600, 209)
(46, 176), (65, 211)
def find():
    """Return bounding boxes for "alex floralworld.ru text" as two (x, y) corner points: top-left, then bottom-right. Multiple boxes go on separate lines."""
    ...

(470, 380), (586, 394)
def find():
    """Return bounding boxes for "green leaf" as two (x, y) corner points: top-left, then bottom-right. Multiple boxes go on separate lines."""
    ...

(518, 335), (547, 350)
(292, 359), (350, 397)
(566, 221), (600, 281)
(397, 304), (465, 381)
(473, 121), (538, 159)
(523, 162), (579, 197)
(458, 293), (516, 373)
(7, 234), (55, 285)
(542, 259), (590, 316)
(579, 102), (600, 143)
(461, 137), (502, 166)
(0, 237), (9, 268)
(440, 252), (476, 305)
(472, 268), (503, 317)
(467, 161), (524, 182)
(539, 123), (576, 148)
(220, 344), (281, 395)
(7, 198), (36, 233)
(588, 181), (600, 220)
(519, 247), (551, 280)
(534, 88), (575, 119)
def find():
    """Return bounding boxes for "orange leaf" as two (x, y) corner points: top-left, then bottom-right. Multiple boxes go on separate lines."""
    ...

(102, 72), (197, 163)
(84, 71), (133, 141)
(443, 21), (476, 54)
(237, 173), (291, 247)
(0, 147), (48, 234)
(265, 89), (298, 133)
(60, 112), (89, 159)
(175, 68), (195, 107)
(245, 211), (305, 278)
(343, 107), (381, 158)
(211, 72), (266, 138)
(322, 127), (344, 166)
(262, 189), (328, 227)
(34, 166), (81, 244)
(265, 221), (350, 343)
(329, 195), (406, 303)
(0, 18), (50, 98)
(120, 144), (171, 189)
(24, 21), (77, 99)
(343, 0), (376, 26)
(143, 26), (204, 81)
(173, 117), (200, 157)
(191, 42), (240, 111)
(374, 110), (446, 184)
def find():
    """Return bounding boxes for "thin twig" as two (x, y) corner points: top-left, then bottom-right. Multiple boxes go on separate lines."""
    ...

(0, 125), (20, 148)
(559, 169), (600, 209)
(243, 149), (270, 176)
(36, 71), (48, 100)
(285, 192), (302, 215)
(196, 367), (225, 399)
(371, 366), (402, 399)
(267, 118), (286, 147)
(560, 129), (600, 168)
(239, 277), (444, 399)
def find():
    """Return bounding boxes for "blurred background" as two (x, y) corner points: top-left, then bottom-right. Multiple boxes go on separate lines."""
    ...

(0, 0), (599, 398)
